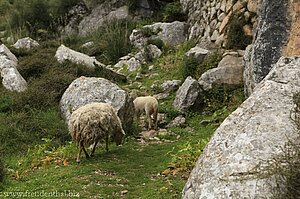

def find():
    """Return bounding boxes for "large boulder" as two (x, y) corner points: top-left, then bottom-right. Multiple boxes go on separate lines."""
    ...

(130, 21), (188, 50)
(199, 53), (244, 90)
(78, 3), (129, 36)
(0, 44), (27, 92)
(55, 44), (105, 68)
(60, 76), (134, 131)
(173, 76), (203, 112)
(183, 56), (300, 198)
(185, 46), (209, 64)
(243, 0), (290, 97)
(12, 37), (39, 49)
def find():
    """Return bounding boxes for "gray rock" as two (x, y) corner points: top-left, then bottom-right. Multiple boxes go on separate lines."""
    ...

(60, 76), (134, 131)
(0, 56), (27, 92)
(78, 3), (129, 36)
(0, 44), (17, 63)
(130, 21), (188, 50)
(12, 37), (39, 49)
(114, 56), (142, 71)
(199, 54), (244, 90)
(144, 44), (162, 60)
(55, 44), (105, 68)
(0, 44), (27, 92)
(161, 80), (181, 93)
(173, 76), (203, 112)
(243, 0), (290, 97)
(166, 115), (186, 128)
(185, 46), (209, 64)
(183, 56), (300, 199)
(81, 41), (94, 48)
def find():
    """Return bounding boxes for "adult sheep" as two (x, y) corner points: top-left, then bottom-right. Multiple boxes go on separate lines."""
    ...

(133, 96), (158, 130)
(68, 102), (125, 163)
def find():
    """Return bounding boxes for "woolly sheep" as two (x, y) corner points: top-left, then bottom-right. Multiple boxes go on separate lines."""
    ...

(133, 96), (158, 130)
(68, 102), (125, 163)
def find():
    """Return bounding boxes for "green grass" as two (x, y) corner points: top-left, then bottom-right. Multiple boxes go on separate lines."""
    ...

(2, 123), (215, 198)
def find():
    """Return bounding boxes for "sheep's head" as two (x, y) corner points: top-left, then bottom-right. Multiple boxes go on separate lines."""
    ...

(114, 129), (125, 145)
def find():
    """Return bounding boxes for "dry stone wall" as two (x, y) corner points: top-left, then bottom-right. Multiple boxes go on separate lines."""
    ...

(180, 0), (259, 46)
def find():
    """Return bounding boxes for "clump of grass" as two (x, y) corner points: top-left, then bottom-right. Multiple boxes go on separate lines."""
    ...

(85, 19), (136, 65)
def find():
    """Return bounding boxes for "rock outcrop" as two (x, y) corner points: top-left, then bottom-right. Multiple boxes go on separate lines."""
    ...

(0, 44), (27, 92)
(60, 76), (134, 131)
(183, 56), (300, 198)
(243, 0), (290, 97)
(173, 76), (203, 112)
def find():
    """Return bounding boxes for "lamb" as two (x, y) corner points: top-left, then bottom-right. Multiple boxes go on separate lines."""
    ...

(133, 96), (158, 130)
(68, 102), (125, 163)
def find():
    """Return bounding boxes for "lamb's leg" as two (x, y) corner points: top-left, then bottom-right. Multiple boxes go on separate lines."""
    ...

(91, 141), (98, 157)
(145, 110), (153, 130)
(153, 109), (158, 130)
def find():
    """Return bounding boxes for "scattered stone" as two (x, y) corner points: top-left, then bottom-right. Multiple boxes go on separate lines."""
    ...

(55, 44), (105, 68)
(0, 44), (27, 92)
(198, 54), (244, 90)
(167, 115), (186, 128)
(185, 46), (209, 64)
(173, 76), (203, 112)
(12, 37), (39, 49)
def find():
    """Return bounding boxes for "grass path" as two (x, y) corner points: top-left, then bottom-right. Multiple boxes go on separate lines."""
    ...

(2, 125), (215, 199)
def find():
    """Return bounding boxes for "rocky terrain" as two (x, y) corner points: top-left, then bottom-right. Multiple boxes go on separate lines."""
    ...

(0, 0), (299, 198)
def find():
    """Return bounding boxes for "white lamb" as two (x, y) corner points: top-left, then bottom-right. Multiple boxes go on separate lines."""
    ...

(68, 102), (125, 163)
(133, 96), (158, 130)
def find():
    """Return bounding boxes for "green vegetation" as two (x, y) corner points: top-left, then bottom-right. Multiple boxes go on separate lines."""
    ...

(0, 1), (247, 197)
(225, 14), (252, 50)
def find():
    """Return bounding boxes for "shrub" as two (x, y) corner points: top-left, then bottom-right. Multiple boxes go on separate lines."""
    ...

(147, 38), (164, 50)
(225, 14), (252, 50)
(162, 1), (187, 22)
(180, 56), (199, 79)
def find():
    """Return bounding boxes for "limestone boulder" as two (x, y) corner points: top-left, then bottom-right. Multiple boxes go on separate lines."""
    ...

(185, 46), (209, 64)
(199, 54), (244, 90)
(130, 21), (188, 50)
(0, 44), (27, 92)
(60, 76), (134, 131)
(183, 56), (300, 198)
(12, 37), (39, 49)
(173, 76), (203, 112)
(55, 44), (105, 68)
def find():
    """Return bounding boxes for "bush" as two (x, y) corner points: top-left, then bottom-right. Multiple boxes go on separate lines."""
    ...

(225, 14), (252, 50)
(162, 1), (187, 22)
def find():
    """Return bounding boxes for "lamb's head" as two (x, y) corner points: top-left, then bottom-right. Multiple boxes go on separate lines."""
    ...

(114, 128), (125, 145)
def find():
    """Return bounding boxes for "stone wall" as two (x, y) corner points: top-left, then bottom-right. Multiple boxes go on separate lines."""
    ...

(180, 0), (259, 46)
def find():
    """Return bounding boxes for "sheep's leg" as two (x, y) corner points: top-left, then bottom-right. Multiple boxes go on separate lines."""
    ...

(105, 135), (109, 152)
(80, 141), (90, 159)
(76, 147), (82, 163)
(91, 141), (98, 157)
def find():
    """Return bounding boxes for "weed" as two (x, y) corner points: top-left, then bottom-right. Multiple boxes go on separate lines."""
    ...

(0, 159), (4, 183)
